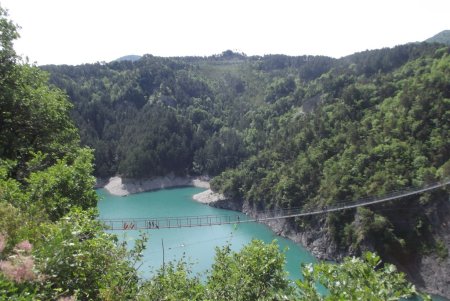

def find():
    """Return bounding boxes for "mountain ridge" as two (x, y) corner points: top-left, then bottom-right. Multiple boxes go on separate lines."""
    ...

(425, 30), (450, 45)
(113, 54), (142, 62)
(81, 30), (450, 66)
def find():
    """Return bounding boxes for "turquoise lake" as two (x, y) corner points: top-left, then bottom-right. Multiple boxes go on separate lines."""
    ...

(97, 187), (448, 300)
(97, 186), (317, 281)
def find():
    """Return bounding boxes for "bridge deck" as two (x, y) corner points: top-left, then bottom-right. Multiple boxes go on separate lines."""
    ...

(101, 214), (253, 230)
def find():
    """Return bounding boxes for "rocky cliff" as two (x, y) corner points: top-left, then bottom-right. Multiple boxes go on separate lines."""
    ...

(210, 195), (450, 299)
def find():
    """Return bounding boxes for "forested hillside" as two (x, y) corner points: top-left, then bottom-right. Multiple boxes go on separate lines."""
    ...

(1, 3), (448, 298)
(42, 52), (335, 177)
(212, 45), (450, 280)
(42, 44), (449, 183)
(42, 41), (450, 296)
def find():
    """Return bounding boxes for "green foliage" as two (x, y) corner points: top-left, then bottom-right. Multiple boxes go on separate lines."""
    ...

(0, 274), (37, 301)
(0, 6), (19, 69)
(435, 239), (448, 260)
(138, 241), (424, 301)
(265, 77), (296, 103)
(1, 4), (447, 298)
(213, 47), (450, 263)
(297, 252), (428, 301)
(0, 7), (140, 300)
(25, 148), (97, 221)
(117, 105), (195, 177)
(41, 50), (337, 178)
(32, 209), (140, 300)
(0, 201), (23, 253)
(138, 240), (292, 301)
(207, 240), (292, 300)
(0, 64), (80, 178)
(194, 127), (248, 176)
(1, 149), (97, 224)
(138, 260), (204, 301)
(0, 208), (143, 301)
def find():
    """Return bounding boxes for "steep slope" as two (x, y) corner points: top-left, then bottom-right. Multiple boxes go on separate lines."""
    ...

(211, 47), (450, 297)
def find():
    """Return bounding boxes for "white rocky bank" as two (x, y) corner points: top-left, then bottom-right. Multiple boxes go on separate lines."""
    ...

(191, 189), (226, 204)
(100, 176), (224, 203)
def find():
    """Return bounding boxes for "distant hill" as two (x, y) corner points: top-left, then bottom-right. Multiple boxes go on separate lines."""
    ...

(425, 30), (450, 45)
(113, 55), (142, 62)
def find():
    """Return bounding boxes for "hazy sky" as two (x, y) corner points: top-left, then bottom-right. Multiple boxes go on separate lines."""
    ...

(2, 0), (449, 65)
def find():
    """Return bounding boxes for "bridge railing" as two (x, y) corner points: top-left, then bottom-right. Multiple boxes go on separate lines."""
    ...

(100, 214), (253, 230)
(99, 178), (450, 230)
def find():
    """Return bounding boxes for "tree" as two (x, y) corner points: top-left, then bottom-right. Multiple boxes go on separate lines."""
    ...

(0, 6), (18, 72)
(138, 240), (425, 301)
(206, 240), (292, 300)
(296, 252), (428, 301)
(0, 7), (139, 300)
(138, 259), (205, 301)
(25, 148), (97, 221)
(31, 209), (141, 301)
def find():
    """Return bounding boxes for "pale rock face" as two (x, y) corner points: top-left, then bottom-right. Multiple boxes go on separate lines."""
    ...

(192, 189), (226, 204)
(102, 176), (210, 197)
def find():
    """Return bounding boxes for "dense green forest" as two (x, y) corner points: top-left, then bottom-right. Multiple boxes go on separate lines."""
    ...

(0, 6), (429, 300)
(43, 37), (450, 268)
(42, 43), (449, 184)
(42, 51), (336, 177)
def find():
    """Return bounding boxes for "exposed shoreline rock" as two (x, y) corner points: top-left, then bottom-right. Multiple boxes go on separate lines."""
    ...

(192, 189), (226, 204)
(98, 175), (210, 196)
(398, 199), (450, 299)
(209, 194), (450, 299)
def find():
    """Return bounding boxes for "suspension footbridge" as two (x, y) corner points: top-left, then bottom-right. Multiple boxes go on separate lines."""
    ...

(99, 179), (450, 231)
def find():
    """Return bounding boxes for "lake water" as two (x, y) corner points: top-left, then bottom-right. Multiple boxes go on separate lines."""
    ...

(97, 186), (317, 281)
(97, 187), (448, 300)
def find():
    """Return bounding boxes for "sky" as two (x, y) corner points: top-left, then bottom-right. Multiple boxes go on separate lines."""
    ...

(1, 0), (449, 65)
